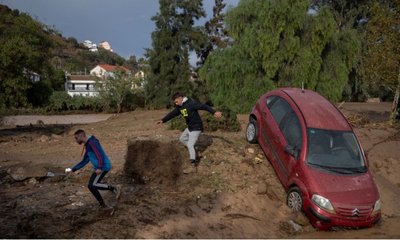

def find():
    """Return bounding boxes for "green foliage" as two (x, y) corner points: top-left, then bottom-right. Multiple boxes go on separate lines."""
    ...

(0, 5), (54, 109)
(27, 80), (53, 107)
(200, 47), (275, 113)
(200, 0), (362, 112)
(145, 0), (206, 108)
(121, 89), (146, 112)
(50, 68), (67, 91)
(66, 37), (79, 47)
(47, 91), (72, 111)
(202, 105), (241, 132)
(47, 91), (104, 112)
(96, 71), (142, 113)
(196, 0), (230, 66)
(363, 0), (400, 100)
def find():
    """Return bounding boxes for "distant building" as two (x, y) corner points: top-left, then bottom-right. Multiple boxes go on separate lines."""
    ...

(83, 40), (93, 48)
(65, 74), (98, 97)
(23, 69), (41, 83)
(83, 40), (98, 52)
(98, 41), (113, 52)
(90, 64), (131, 78)
(134, 70), (145, 79)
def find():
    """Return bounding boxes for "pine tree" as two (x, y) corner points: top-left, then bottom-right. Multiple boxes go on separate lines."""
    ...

(145, 0), (206, 107)
(197, 0), (230, 66)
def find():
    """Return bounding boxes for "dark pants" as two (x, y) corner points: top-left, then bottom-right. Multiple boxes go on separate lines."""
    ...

(88, 171), (112, 205)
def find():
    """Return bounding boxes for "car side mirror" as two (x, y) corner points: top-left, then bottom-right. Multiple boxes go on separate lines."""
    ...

(285, 145), (299, 159)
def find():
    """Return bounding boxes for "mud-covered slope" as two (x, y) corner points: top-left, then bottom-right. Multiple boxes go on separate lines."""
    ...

(0, 106), (399, 238)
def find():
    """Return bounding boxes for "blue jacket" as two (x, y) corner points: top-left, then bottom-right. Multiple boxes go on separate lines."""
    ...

(71, 135), (112, 172)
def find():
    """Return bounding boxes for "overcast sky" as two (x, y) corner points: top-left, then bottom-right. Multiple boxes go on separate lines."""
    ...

(1, 0), (239, 60)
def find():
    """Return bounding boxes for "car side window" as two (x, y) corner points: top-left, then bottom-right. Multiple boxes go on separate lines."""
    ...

(266, 96), (276, 107)
(267, 96), (292, 126)
(281, 111), (302, 150)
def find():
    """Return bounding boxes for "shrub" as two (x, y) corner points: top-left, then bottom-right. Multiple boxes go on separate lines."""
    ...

(47, 91), (104, 112)
(47, 91), (71, 111)
(202, 105), (241, 132)
(121, 90), (146, 112)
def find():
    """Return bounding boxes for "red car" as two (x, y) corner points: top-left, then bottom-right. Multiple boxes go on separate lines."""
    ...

(246, 88), (381, 230)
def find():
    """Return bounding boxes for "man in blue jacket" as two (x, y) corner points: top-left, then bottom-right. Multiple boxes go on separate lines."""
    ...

(65, 129), (121, 208)
(158, 92), (222, 173)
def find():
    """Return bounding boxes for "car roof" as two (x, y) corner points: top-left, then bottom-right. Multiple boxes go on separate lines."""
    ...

(279, 88), (351, 131)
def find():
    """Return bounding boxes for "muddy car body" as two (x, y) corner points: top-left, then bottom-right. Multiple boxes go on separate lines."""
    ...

(246, 88), (381, 230)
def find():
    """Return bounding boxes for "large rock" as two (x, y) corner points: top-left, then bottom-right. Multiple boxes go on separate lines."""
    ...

(8, 165), (48, 181)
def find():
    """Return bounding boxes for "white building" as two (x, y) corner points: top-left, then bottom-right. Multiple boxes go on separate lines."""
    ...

(98, 41), (113, 52)
(65, 75), (98, 97)
(83, 40), (98, 52)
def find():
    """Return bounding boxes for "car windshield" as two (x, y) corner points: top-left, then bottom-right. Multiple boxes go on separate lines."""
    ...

(306, 128), (366, 173)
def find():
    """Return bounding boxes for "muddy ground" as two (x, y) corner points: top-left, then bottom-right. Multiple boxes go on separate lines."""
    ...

(0, 102), (399, 238)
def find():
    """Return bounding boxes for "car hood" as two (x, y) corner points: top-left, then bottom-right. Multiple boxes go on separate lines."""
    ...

(306, 167), (379, 206)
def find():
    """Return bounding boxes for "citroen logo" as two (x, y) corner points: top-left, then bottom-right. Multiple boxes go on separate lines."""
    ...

(352, 208), (360, 217)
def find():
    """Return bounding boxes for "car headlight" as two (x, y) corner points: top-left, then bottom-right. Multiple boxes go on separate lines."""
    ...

(312, 194), (335, 213)
(372, 199), (381, 215)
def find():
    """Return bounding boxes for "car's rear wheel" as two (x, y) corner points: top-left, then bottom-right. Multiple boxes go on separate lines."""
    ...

(287, 187), (303, 212)
(246, 118), (258, 144)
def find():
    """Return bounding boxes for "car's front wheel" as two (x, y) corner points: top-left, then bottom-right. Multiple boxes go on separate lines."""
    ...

(246, 118), (258, 144)
(287, 187), (303, 212)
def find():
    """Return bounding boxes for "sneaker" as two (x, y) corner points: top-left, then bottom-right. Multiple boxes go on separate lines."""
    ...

(99, 202), (112, 209)
(183, 161), (197, 174)
(191, 159), (199, 167)
(113, 185), (122, 199)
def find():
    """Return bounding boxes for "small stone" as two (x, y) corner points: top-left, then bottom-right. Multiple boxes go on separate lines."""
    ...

(26, 178), (38, 185)
(254, 156), (263, 164)
(256, 183), (268, 195)
(39, 135), (49, 142)
(51, 134), (62, 139)
(247, 148), (255, 154)
(292, 212), (310, 226)
(287, 220), (302, 232)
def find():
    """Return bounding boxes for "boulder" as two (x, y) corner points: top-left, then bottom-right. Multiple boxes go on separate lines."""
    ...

(8, 165), (48, 181)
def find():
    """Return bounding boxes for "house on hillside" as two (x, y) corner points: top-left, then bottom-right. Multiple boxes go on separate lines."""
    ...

(23, 69), (41, 83)
(90, 64), (131, 79)
(65, 74), (98, 97)
(98, 41), (113, 52)
(83, 40), (98, 52)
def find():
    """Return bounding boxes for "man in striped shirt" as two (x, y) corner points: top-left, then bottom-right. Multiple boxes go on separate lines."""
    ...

(66, 129), (121, 208)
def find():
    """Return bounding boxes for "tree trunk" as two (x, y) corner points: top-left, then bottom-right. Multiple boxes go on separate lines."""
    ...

(390, 71), (400, 122)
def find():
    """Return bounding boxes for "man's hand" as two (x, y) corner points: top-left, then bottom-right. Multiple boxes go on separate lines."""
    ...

(95, 169), (102, 175)
(214, 111), (222, 118)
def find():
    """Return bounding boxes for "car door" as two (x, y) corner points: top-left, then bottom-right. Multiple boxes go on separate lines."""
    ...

(261, 96), (292, 183)
(279, 110), (303, 185)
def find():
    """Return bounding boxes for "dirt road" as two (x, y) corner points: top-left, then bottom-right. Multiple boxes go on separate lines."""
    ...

(0, 103), (399, 238)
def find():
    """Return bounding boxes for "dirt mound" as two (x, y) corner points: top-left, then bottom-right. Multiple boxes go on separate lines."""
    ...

(124, 138), (184, 186)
